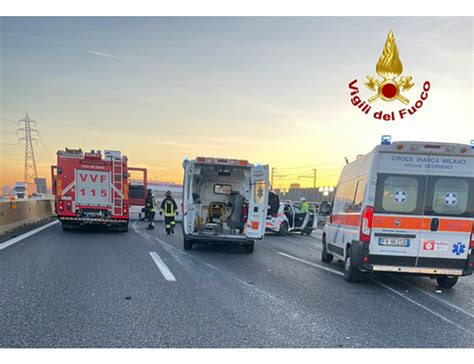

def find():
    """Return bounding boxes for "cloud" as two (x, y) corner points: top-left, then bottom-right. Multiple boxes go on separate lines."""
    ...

(88, 50), (121, 60)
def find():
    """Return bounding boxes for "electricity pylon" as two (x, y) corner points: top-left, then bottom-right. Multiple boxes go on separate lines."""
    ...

(17, 113), (38, 185)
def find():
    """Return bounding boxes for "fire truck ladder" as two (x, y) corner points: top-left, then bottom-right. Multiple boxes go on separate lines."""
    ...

(112, 156), (123, 216)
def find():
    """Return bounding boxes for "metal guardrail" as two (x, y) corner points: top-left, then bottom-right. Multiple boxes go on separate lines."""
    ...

(0, 199), (54, 235)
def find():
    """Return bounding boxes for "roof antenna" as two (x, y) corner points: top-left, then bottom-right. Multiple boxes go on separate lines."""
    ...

(344, 157), (349, 165)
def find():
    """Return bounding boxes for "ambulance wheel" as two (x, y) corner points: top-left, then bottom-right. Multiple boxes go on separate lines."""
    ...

(243, 241), (254, 254)
(184, 238), (194, 251)
(321, 236), (334, 263)
(119, 223), (129, 232)
(279, 222), (288, 236)
(344, 247), (362, 282)
(436, 275), (458, 288)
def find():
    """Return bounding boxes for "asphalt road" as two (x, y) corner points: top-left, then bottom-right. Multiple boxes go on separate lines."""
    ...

(0, 220), (473, 348)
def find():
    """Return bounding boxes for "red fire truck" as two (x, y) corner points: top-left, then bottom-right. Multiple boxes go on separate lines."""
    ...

(51, 148), (147, 232)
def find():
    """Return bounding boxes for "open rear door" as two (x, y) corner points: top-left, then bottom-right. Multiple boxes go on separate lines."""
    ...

(245, 165), (269, 240)
(128, 167), (147, 206)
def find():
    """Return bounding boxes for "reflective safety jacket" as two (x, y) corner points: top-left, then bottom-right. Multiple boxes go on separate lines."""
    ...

(161, 197), (178, 217)
(146, 194), (157, 212)
(299, 201), (310, 213)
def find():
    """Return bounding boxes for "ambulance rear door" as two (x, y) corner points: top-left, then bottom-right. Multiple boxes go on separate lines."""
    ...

(182, 161), (196, 236)
(371, 152), (429, 266)
(417, 154), (474, 270)
(245, 165), (269, 240)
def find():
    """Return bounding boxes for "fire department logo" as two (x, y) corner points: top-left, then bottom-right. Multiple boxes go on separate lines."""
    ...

(348, 31), (431, 121)
(365, 31), (413, 105)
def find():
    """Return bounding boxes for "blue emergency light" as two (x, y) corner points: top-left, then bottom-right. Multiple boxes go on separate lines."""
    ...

(470, 140), (474, 149)
(381, 135), (392, 145)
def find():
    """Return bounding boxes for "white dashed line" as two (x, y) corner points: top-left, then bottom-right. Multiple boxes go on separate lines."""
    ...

(0, 220), (59, 250)
(277, 251), (344, 276)
(149, 251), (177, 282)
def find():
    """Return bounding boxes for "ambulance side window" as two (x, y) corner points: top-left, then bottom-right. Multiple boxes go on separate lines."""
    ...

(378, 175), (419, 214)
(350, 178), (366, 213)
(333, 180), (357, 214)
(426, 177), (471, 217)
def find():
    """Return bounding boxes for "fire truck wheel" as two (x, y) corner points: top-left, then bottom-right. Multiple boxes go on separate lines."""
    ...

(243, 241), (254, 254)
(279, 222), (288, 236)
(184, 238), (194, 250)
(119, 223), (129, 233)
(436, 275), (458, 289)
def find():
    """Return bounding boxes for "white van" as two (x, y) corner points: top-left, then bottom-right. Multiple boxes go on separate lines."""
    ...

(182, 157), (269, 253)
(320, 138), (474, 287)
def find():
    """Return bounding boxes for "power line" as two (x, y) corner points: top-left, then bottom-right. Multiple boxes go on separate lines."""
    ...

(0, 116), (17, 124)
(275, 160), (345, 170)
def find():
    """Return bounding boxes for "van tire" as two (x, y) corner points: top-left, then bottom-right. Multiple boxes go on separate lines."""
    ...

(243, 241), (254, 254)
(184, 238), (194, 251)
(436, 275), (458, 288)
(344, 247), (363, 282)
(279, 222), (288, 236)
(321, 236), (334, 263)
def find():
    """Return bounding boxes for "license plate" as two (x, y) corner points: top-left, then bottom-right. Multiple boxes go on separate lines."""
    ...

(378, 237), (410, 247)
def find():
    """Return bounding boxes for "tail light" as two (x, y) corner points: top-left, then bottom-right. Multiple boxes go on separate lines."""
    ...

(242, 203), (249, 219)
(123, 203), (129, 215)
(360, 206), (374, 243)
(58, 200), (64, 211)
(470, 223), (474, 249)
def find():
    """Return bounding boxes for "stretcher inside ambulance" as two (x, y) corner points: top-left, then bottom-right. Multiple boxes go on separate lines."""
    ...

(182, 157), (269, 253)
(321, 139), (474, 287)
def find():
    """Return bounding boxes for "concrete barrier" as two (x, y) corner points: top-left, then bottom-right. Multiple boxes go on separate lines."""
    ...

(0, 199), (55, 235)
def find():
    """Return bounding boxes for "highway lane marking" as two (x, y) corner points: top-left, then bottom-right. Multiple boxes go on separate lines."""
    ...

(371, 279), (471, 334)
(278, 251), (471, 334)
(278, 236), (322, 252)
(391, 277), (474, 319)
(277, 252), (344, 276)
(149, 251), (177, 282)
(0, 220), (59, 250)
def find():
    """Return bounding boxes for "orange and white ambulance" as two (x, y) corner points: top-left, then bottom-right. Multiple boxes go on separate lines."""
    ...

(320, 137), (474, 287)
(182, 157), (269, 253)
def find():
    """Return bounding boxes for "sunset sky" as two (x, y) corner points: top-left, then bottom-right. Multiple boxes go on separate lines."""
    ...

(1, 17), (472, 191)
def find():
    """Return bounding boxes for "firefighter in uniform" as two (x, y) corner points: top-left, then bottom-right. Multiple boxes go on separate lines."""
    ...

(160, 190), (178, 234)
(145, 189), (157, 230)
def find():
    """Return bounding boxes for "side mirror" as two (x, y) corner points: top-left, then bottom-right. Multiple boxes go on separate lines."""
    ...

(319, 201), (331, 216)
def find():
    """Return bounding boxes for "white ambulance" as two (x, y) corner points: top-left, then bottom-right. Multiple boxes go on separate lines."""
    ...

(320, 137), (474, 287)
(182, 157), (269, 253)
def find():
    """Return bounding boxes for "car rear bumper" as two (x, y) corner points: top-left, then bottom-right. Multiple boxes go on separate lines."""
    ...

(186, 234), (253, 244)
(350, 239), (472, 277)
(370, 265), (465, 276)
(58, 217), (128, 224)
